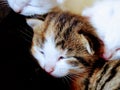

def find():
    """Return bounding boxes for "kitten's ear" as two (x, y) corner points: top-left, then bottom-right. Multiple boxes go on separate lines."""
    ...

(26, 19), (44, 29)
(81, 34), (94, 55)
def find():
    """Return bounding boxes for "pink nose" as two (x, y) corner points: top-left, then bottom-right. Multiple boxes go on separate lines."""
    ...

(45, 66), (54, 73)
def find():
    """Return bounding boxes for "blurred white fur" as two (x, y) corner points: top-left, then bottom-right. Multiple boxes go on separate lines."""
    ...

(7, 0), (120, 60)
(7, 0), (65, 16)
(82, 0), (120, 60)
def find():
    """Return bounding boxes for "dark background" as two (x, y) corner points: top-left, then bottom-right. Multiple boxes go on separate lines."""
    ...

(0, 4), (69, 90)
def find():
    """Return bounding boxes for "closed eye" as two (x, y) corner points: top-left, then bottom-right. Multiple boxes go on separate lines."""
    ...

(58, 56), (65, 61)
(39, 51), (44, 55)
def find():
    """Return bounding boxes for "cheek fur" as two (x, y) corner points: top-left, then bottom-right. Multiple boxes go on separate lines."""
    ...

(50, 60), (71, 77)
(31, 46), (45, 68)
(50, 59), (82, 77)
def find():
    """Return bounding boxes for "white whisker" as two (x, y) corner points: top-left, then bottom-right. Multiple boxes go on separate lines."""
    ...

(61, 77), (67, 85)
(62, 76), (71, 88)
(18, 28), (32, 43)
(19, 30), (32, 39)
(18, 25), (33, 36)
(23, 37), (32, 43)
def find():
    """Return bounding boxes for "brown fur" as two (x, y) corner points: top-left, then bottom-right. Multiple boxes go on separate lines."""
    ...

(29, 10), (120, 90)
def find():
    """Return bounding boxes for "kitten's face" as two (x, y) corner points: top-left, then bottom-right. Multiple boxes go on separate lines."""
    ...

(7, 0), (64, 16)
(27, 12), (101, 77)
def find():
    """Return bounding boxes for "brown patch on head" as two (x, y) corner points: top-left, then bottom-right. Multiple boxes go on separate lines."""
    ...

(44, 11), (103, 61)
(31, 10), (103, 66)
(31, 22), (46, 48)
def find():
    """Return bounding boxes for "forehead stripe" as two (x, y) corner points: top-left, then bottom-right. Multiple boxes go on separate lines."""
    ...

(74, 56), (90, 67)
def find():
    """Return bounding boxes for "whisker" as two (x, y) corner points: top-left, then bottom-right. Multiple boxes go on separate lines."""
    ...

(67, 74), (79, 83)
(61, 77), (67, 85)
(63, 77), (69, 85)
(63, 76), (71, 88)
(18, 25), (33, 36)
(17, 28), (32, 43)
(69, 73), (80, 78)
(23, 37), (32, 43)
(15, 24), (33, 43)
(18, 32), (32, 43)
(66, 75), (73, 81)
(19, 30), (32, 39)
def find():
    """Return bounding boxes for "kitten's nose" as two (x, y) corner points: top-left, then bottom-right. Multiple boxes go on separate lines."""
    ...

(45, 66), (54, 73)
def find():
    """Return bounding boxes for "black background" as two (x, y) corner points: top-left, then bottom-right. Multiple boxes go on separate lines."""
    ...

(0, 6), (69, 90)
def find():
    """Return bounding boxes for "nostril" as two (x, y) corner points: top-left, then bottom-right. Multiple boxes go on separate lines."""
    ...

(58, 56), (64, 61)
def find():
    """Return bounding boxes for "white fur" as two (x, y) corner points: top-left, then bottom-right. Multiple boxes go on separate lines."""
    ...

(7, 0), (65, 16)
(27, 19), (82, 77)
(32, 31), (72, 77)
(82, 0), (120, 60)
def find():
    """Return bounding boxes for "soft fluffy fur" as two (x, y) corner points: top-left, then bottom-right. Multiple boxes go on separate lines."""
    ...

(27, 10), (103, 77)
(82, 0), (120, 60)
(7, 0), (97, 16)
(7, 0), (120, 60)
(27, 10), (120, 90)
(7, 0), (64, 15)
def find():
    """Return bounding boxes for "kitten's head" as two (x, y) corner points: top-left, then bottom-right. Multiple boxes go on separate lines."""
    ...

(27, 11), (103, 78)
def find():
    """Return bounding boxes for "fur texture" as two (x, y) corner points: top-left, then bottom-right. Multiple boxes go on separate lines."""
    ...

(82, 0), (120, 60)
(27, 10), (120, 90)
(7, 0), (120, 60)
(7, 0), (97, 16)
(7, 0), (64, 15)
(27, 10), (103, 77)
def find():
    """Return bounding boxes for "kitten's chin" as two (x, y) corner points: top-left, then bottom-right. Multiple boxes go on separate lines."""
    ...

(50, 72), (68, 78)
(46, 68), (69, 78)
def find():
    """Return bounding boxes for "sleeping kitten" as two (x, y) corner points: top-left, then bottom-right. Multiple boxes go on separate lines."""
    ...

(27, 10), (120, 90)
(82, 0), (120, 60)
(7, 0), (120, 60)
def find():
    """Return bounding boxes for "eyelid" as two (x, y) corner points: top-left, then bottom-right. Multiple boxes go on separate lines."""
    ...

(39, 49), (44, 55)
(58, 56), (64, 60)
(58, 56), (73, 60)
(40, 51), (44, 54)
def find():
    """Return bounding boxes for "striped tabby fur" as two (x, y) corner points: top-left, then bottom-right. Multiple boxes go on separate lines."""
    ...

(27, 10), (120, 90)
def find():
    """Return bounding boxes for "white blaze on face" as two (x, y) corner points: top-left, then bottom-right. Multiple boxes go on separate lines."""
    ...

(32, 32), (71, 77)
